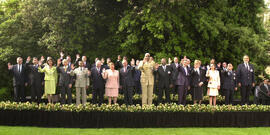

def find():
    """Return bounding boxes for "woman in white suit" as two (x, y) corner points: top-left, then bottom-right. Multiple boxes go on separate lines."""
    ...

(206, 64), (220, 106)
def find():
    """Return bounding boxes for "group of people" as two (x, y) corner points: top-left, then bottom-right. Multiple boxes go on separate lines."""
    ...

(7, 52), (257, 106)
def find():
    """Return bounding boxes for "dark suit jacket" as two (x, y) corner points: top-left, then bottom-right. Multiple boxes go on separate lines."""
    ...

(222, 70), (237, 90)
(236, 63), (255, 86)
(220, 68), (227, 86)
(120, 66), (135, 87)
(259, 84), (270, 99)
(190, 68), (206, 87)
(9, 64), (28, 86)
(25, 62), (44, 86)
(57, 66), (73, 87)
(91, 63), (96, 69)
(156, 65), (172, 88)
(170, 63), (179, 74)
(173, 65), (190, 86)
(134, 68), (141, 82)
(91, 67), (105, 90)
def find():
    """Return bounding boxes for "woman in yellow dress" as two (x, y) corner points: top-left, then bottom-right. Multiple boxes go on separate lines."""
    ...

(38, 58), (58, 104)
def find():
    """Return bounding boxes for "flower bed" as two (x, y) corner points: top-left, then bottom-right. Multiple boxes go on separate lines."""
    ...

(0, 101), (269, 113)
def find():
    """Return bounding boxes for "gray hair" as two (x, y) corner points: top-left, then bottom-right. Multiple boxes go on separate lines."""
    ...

(62, 59), (68, 64)
(96, 60), (101, 66)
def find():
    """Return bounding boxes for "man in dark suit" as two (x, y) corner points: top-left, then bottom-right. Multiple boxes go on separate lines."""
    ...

(223, 63), (237, 105)
(8, 57), (28, 102)
(26, 57), (44, 103)
(173, 59), (190, 105)
(134, 60), (142, 94)
(219, 62), (227, 97)
(190, 60), (206, 104)
(57, 59), (73, 104)
(170, 57), (180, 95)
(120, 60), (135, 105)
(258, 79), (270, 105)
(156, 58), (172, 104)
(237, 55), (255, 105)
(91, 60), (105, 105)
(186, 58), (193, 96)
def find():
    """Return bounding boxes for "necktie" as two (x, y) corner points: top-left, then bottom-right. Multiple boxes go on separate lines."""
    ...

(245, 63), (249, 70)
(197, 69), (200, 75)
(19, 65), (21, 73)
(163, 66), (166, 71)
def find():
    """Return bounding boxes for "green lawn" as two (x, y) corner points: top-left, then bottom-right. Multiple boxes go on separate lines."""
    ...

(0, 126), (270, 135)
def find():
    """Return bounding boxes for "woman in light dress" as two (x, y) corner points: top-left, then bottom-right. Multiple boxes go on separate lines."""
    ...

(102, 62), (120, 105)
(206, 64), (220, 106)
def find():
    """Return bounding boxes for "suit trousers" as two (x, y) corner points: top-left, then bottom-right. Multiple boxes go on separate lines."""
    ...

(135, 81), (142, 94)
(60, 86), (72, 104)
(123, 85), (133, 105)
(92, 88), (104, 105)
(141, 84), (153, 105)
(173, 84), (178, 95)
(31, 82), (42, 103)
(14, 85), (25, 102)
(241, 85), (252, 105)
(224, 88), (234, 105)
(177, 85), (188, 105)
(76, 87), (86, 105)
(158, 86), (171, 104)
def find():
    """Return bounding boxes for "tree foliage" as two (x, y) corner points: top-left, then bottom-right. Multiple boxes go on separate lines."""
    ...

(0, 0), (269, 90)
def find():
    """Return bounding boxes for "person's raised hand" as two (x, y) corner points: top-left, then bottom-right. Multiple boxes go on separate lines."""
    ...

(7, 63), (13, 70)
(26, 56), (31, 63)
(57, 59), (61, 67)
(71, 64), (75, 70)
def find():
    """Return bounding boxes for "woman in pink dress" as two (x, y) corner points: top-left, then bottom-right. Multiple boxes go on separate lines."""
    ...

(102, 62), (120, 105)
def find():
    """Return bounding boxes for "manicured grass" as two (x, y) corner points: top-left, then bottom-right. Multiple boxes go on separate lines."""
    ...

(0, 126), (270, 135)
